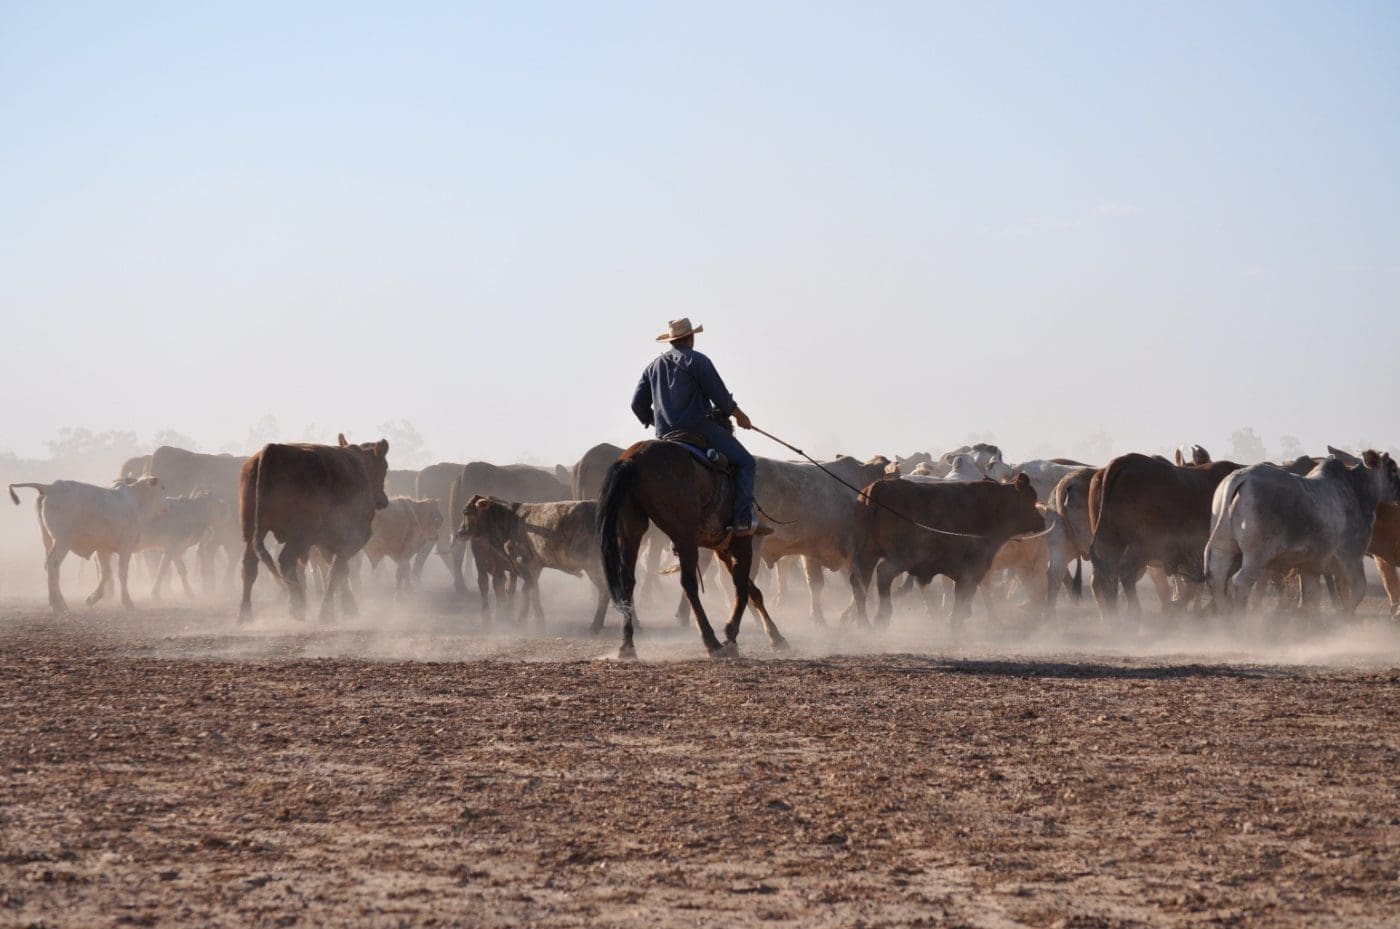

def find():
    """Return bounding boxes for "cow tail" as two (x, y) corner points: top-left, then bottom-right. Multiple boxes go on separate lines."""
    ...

(1070, 557), (1083, 599)
(597, 458), (637, 611)
(8, 483), (48, 506)
(247, 451), (279, 577)
(1202, 474), (1245, 581)
(1088, 461), (1124, 565)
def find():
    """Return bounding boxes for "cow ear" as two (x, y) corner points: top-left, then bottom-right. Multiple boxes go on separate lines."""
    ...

(1362, 450), (1381, 468)
(1174, 448), (1185, 466)
(376, 438), (389, 457)
(338, 433), (349, 447)
(473, 495), (492, 510)
(1014, 473), (1030, 489)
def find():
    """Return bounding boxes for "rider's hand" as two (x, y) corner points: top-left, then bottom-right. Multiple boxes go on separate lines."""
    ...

(733, 408), (753, 430)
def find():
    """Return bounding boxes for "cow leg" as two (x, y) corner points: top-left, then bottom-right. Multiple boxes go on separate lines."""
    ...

(676, 543), (723, 654)
(873, 560), (902, 628)
(803, 556), (827, 626)
(1206, 541), (1239, 616)
(277, 543), (310, 621)
(1375, 556), (1400, 617)
(395, 556), (411, 595)
(1336, 557), (1366, 615)
(151, 552), (171, 600)
(239, 542), (260, 622)
(318, 553), (355, 623)
(1228, 556), (1266, 615)
(950, 575), (977, 633)
(117, 551), (136, 609)
(1089, 553), (1118, 622)
(171, 553), (195, 599)
(449, 534), (473, 595)
(86, 552), (113, 606)
(516, 567), (537, 626)
(45, 544), (69, 614)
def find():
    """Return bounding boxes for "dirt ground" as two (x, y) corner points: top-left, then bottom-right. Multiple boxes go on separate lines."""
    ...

(1, 585), (1398, 928)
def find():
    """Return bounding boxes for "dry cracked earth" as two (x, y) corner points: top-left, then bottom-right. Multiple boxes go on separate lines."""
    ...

(1, 589), (1398, 928)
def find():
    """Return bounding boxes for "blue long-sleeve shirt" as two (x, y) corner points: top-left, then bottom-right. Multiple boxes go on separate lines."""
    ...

(631, 346), (737, 435)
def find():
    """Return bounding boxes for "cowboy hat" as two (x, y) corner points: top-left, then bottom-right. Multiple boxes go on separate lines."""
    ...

(655, 318), (704, 342)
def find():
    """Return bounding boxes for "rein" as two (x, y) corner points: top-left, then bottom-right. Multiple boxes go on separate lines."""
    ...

(748, 426), (987, 541)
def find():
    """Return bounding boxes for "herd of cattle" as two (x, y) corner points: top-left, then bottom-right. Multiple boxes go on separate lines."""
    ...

(7, 435), (1400, 634)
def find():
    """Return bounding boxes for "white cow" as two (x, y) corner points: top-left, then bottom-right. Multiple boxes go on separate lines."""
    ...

(1204, 452), (1400, 613)
(9, 477), (167, 613)
(909, 454), (990, 483)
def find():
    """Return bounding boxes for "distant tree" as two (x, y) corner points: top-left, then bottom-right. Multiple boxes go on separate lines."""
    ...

(376, 420), (431, 469)
(1229, 427), (1268, 463)
(1277, 434), (1304, 461)
(152, 429), (199, 451)
(42, 427), (144, 483)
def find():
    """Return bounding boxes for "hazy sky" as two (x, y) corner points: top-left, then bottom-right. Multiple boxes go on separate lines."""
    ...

(3, 2), (1397, 467)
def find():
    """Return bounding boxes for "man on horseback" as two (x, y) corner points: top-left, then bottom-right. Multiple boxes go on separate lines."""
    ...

(630, 318), (759, 534)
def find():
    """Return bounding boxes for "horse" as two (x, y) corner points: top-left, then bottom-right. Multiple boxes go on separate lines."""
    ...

(597, 440), (787, 659)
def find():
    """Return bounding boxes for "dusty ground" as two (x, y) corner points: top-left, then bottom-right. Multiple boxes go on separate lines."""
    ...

(1, 586), (1398, 928)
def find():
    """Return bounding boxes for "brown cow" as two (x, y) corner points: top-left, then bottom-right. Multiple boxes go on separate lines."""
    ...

(1088, 453), (1241, 621)
(238, 434), (390, 622)
(1370, 503), (1400, 618)
(849, 474), (1044, 629)
(457, 495), (610, 629)
(362, 496), (442, 593)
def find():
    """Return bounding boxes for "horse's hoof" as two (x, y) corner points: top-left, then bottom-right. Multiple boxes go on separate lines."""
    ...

(618, 643), (637, 660)
(710, 641), (739, 659)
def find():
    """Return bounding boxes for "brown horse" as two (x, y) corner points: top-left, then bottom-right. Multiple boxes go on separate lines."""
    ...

(597, 440), (787, 659)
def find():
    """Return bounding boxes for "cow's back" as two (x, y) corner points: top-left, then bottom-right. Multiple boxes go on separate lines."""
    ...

(572, 443), (625, 499)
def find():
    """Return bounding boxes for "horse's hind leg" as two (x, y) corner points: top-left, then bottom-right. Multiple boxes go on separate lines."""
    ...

(741, 578), (788, 651)
(677, 542), (723, 653)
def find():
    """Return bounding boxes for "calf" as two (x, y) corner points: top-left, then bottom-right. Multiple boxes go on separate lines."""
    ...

(457, 494), (610, 629)
(138, 491), (225, 599)
(9, 477), (166, 613)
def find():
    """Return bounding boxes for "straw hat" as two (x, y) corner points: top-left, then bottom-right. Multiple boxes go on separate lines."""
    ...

(655, 317), (704, 342)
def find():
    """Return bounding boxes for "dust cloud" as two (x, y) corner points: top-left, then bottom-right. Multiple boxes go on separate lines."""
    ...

(2, 529), (1396, 671)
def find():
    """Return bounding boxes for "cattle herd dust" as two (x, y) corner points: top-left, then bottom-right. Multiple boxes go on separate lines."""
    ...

(2, 442), (1398, 927)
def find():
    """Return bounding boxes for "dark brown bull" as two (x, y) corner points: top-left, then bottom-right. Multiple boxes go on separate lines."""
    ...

(238, 434), (390, 622)
(849, 475), (1045, 629)
(1088, 453), (1240, 620)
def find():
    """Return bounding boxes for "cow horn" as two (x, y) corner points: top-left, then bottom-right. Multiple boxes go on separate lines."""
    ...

(1009, 524), (1056, 542)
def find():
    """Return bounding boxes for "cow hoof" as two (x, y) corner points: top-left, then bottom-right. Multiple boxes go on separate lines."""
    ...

(618, 643), (637, 660)
(771, 636), (790, 652)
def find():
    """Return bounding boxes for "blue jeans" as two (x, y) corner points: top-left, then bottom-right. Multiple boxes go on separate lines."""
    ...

(688, 420), (756, 523)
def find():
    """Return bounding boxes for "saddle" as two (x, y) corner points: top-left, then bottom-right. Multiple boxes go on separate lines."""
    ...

(660, 430), (731, 473)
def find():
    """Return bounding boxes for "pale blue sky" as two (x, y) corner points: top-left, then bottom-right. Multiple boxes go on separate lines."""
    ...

(3, 2), (1397, 466)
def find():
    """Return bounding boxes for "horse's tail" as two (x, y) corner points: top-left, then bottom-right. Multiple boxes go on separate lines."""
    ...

(597, 457), (638, 611)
